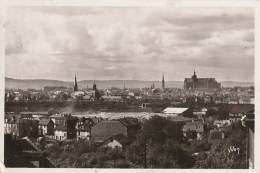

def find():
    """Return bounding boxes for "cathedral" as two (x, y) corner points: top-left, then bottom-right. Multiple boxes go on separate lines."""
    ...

(184, 71), (221, 90)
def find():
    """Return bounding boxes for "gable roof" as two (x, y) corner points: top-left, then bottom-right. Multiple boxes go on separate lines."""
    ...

(91, 121), (127, 143)
(39, 118), (52, 126)
(54, 124), (67, 131)
(103, 133), (128, 145)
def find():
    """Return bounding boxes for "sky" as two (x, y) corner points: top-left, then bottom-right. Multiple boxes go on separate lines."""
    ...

(5, 7), (254, 82)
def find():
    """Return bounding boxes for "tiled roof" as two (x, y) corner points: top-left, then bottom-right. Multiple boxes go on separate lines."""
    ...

(230, 104), (254, 114)
(91, 121), (127, 142)
(54, 124), (67, 131)
(39, 118), (52, 126)
(170, 116), (194, 122)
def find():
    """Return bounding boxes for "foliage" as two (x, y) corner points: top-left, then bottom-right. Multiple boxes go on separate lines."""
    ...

(186, 130), (197, 140)
(143, 115), (184, 144)
(193, 130), (247, 168)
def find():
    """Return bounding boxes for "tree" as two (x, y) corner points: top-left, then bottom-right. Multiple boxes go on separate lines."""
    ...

(147, 139), (195, 168)
(193, 130), (247, 168)
(125, 140), (145, 167)
(144, 115), (167, 143)
(164, 121), (184, 142)
(186, 130), (197, 140)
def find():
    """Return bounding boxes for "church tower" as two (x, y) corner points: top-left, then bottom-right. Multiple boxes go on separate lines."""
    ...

(162, 74), (165, 91)
(74, 74), (78, 91)
(93, 81), (97, 90)
(192, 70), (197, 89)
(192, 70), (197, 80)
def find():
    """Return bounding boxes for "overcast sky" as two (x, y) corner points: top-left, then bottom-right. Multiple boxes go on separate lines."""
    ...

(5, 7), (254, 82)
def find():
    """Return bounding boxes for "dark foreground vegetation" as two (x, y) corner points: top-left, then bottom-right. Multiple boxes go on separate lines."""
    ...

(42, 115), (247, 168)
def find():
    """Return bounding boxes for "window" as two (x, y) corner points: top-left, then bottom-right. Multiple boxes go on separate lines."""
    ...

(195, 126), (200, 130)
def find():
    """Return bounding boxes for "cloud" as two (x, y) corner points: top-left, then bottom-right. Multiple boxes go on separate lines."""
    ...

(5, 7), (254, 82)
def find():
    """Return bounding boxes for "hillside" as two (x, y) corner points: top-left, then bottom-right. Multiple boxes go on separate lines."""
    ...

(5, 77), (254, 90)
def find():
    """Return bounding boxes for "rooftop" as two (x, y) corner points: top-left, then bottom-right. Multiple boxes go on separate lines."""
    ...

(163, 107), (188, 114)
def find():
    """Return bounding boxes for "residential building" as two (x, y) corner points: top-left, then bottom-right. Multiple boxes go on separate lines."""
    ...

(183, 121), (204, 140)
(38, 118), (54, 136)
(91, 121), (128, 144)
(229, 104), (254, 123)
(162, 107), (191, 117)
(101, 134), (128, 150)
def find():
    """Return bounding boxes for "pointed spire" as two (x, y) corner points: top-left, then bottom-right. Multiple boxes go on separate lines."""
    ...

(162, 74), (165, 91)
(74, 73), (78, 91)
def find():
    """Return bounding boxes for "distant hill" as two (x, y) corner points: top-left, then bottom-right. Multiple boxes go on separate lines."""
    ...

(5, 77), (254, 90)
(5, 78), (73, 90)
(220, 81), (254, 88)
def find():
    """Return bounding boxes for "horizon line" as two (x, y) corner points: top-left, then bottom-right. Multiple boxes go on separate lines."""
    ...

(5, 76), (254, 83)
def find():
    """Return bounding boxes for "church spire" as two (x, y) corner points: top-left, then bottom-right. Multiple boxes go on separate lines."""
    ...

(74, 74), (78, 91)
(162, 74), (165, 91)
(93, 81), (97, 90)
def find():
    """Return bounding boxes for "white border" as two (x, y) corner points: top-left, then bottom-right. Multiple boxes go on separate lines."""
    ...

(1, 0), (260, 173)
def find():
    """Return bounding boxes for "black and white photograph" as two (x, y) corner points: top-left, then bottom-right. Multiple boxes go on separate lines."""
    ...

(3, 5), (255, 169)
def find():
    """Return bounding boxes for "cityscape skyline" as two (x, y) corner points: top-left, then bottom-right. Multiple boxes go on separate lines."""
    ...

(5, 7), (254, 82)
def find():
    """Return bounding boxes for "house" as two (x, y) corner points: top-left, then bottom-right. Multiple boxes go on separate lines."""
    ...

(91, 121), (128, 144)
(4, 134), (56, 168)
(20, 110), (58, 120)
(213, 120), (231, 128)
(162, 107), (190, 117)
(49, 114), (64, 128)
(193, 108), (207, 118)
(167, 116), (194, 123)
(4, 115), (20, 136)
(53, 115), (78, 140)
(54, 124), (67, 140)
(5, 114), (39, 138)
(183, 121), (204, 140)
(38, 118), (54, 136)
(82, 95), (95, 102)
(102, 95), (123, 102)
(75, 117), (95, 140)
(229, 104), (254, 123)
(101, 134), (128, 150)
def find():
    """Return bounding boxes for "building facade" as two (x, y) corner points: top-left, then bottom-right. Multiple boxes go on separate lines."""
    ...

(184, 71), (221, 90)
